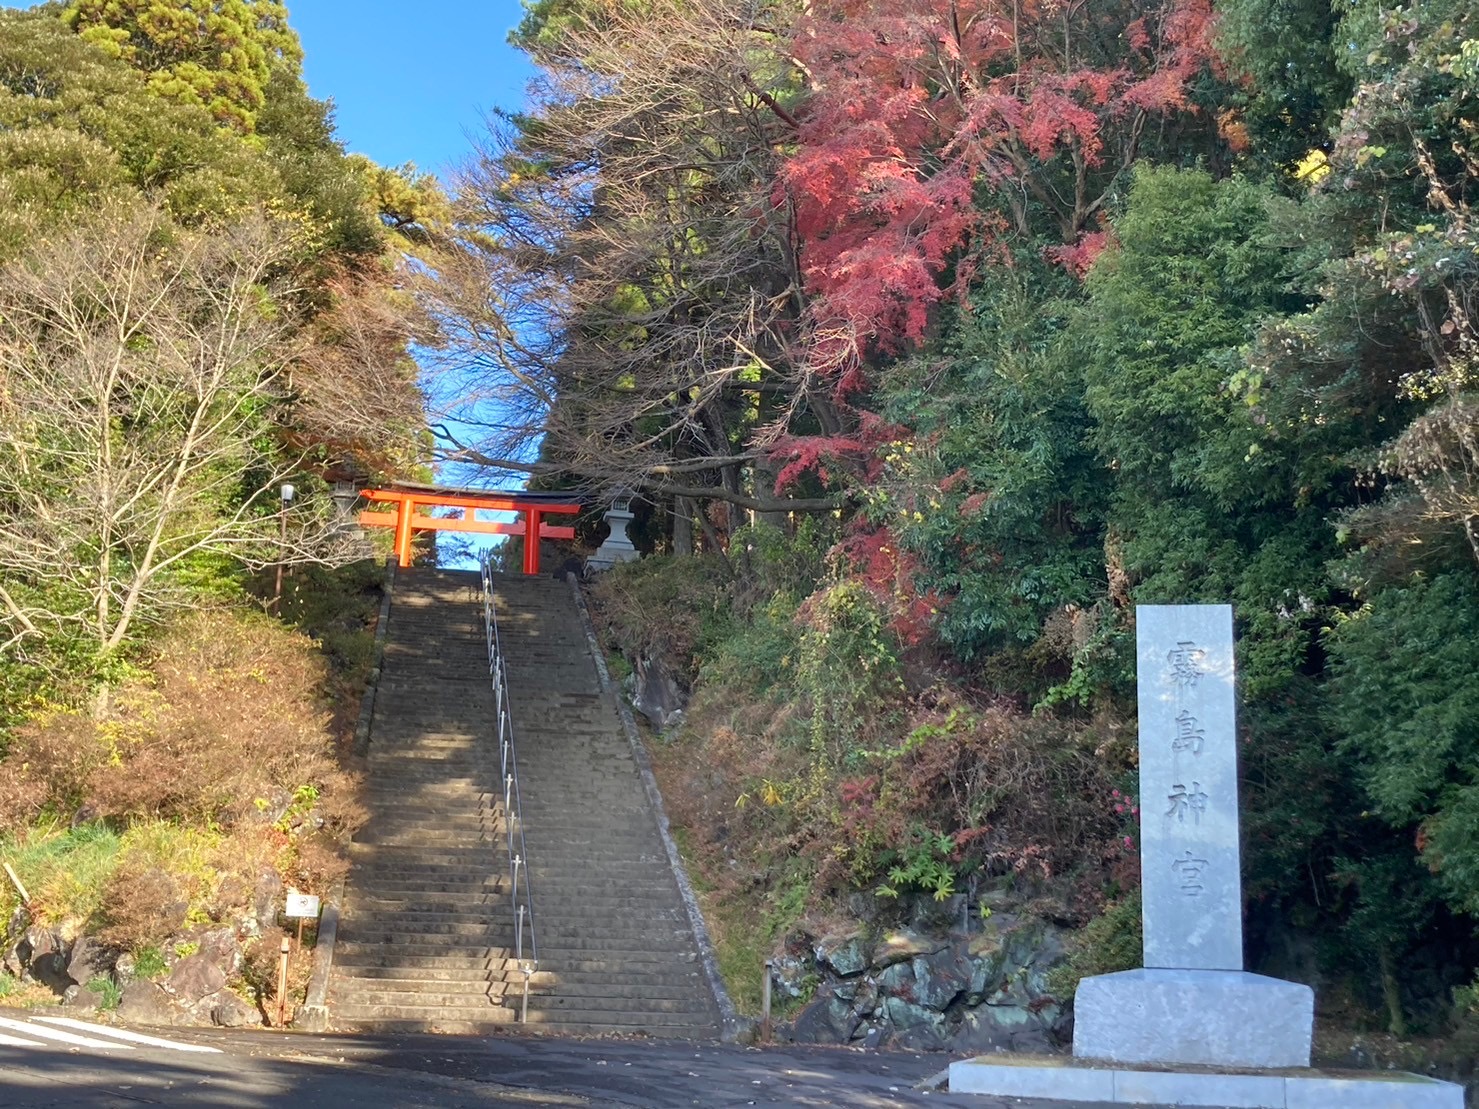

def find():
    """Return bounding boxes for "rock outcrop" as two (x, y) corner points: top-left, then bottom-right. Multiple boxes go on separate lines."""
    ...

(775, 913), (1069, 1053)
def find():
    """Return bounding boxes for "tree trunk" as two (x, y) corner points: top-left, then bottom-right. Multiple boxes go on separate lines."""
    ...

(1379, 945), (1407, 1037)
(672, 496), (694, 556)
(754, 464), (788, 531)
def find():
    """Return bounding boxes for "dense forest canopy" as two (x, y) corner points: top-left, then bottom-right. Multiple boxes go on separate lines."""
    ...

(440, 0), (1479, 1038)
(0, 1), (435, 710)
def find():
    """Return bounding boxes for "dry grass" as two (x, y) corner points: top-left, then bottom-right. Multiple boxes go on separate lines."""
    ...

(0, 608), (364, 977)
(1, 610), (363, 835)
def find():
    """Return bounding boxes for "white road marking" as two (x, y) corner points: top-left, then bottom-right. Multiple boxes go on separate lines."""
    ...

(0, 1031), (49, 1048)
(34, 1017), (224, 1054)
(0, 1015), (135, 1051)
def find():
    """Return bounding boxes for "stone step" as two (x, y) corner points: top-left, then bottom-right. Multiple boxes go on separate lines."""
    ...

(336, 910), (509, 928)
(332, 947), (692, 972)
(332, 950), (514, 970)
(332, 965), (521, 984)
(335, 969), (708, 996)
(331, 989), (518, 1010)
(331, 976), (506, 997)
(330, 1003), (518, 1025)
(333, 942), (513, 963)
(336, 929), (696, 955)
(329, 1011), (718, 1037)
(336, 989), (714, 1018)
(354, 831), (503, 846)
(358, 805), (652, 824)
(336, 907), (690, 931)
(346, 855), (673, 875)
(347, 865), (509, 881)
(344, 893), (506, 907)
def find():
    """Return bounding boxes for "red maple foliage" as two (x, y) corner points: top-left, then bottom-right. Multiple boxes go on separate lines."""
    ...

(780, 0), (1219, 382)
(835, 524), (944, 646)
(770, 410), (907, 493)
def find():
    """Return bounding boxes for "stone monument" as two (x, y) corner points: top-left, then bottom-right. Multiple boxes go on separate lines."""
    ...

(1072, 605), (1313, 1069)
(585, 490), (640, 573)
(948, 604), (1464, 1107)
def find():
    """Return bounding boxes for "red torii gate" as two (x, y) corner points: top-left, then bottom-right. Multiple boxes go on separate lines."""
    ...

(358, 483), (581, 573)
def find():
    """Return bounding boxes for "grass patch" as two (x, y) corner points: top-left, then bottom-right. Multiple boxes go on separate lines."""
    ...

(1, 819), (123, 925)
(0, 971), (59, 1009)
(88, 974), (121, 1010)
(669, 826), (769, 1015)
(133, 946), (167, 979)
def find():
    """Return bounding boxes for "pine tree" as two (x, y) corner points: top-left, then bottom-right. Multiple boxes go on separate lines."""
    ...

(63, 0), (302, 132)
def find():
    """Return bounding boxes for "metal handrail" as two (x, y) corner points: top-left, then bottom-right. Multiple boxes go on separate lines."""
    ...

(479, 553), (538, 1020)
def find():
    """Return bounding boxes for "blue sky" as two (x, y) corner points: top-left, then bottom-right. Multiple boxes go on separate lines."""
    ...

(292, 0), (536, 179)
(0, 1), (537, 179)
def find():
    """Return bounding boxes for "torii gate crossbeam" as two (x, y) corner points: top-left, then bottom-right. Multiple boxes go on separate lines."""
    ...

(358, 486), (581, 573)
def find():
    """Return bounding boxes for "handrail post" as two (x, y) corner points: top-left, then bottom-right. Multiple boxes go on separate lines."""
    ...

(480, 551), (538, 1027)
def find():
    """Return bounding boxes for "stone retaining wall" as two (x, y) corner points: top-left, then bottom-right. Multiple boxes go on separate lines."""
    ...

(773, 911), (1071, 1053)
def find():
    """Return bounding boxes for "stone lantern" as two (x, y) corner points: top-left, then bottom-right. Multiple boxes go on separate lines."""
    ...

(586, 488), (641, 572)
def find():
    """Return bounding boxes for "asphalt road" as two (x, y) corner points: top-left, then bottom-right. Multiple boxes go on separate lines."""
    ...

(0, 1008), (1141, 1109)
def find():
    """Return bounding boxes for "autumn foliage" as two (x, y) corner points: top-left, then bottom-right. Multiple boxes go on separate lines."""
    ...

(782, 0), (1219, 383)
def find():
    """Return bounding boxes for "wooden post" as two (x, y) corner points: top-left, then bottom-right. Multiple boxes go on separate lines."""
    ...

(761, 958), (773, 1040)
(272, 506), (287, 611)
(3, 862), (30, 906)
(275, 936), (291, 1027)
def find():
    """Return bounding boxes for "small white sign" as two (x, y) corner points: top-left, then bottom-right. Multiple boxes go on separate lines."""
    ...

(284, 893), (321, 919)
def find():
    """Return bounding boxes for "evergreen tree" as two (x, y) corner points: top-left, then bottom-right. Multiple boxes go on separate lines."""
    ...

(63, 0), (302, 132)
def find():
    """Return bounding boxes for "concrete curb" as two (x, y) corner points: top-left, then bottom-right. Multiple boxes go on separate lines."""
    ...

(293, 878), (343, 1032)
(564, 572), (748, 1043)
(352, 558), (397, 758)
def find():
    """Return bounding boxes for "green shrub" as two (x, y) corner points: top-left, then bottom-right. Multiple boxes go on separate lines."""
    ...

(796, 580), (903, 769)
(1046, 892), (1143, 1000)
(88, 975), (121, 1010)
(133, 946), (167, 979)
(592, 553), (733, 683)
(697, 595), (800, 700)
(1327, 571), (1479, 918)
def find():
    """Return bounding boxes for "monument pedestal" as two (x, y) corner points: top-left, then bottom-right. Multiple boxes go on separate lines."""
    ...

(1072, 968), (1313, 1069)
(948, 1054), (1465, 1108)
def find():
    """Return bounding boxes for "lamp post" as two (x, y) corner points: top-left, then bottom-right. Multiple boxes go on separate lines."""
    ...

(273, 482), (295, 613)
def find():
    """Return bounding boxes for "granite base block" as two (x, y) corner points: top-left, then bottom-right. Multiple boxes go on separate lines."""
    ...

(1111, 1069), (1283, 1108)
(1283, 1075), (1467, 1109)
(948, 1056), (1465, 1109)
(1073, 968), (1313, 1069)
(947, 1055), (1114, 1102)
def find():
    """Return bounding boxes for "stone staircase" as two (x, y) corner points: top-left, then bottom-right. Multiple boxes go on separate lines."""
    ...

(328, 566), (722, 1038)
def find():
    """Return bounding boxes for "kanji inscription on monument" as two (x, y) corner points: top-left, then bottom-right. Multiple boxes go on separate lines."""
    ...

(1137, 604), (1241, 971)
